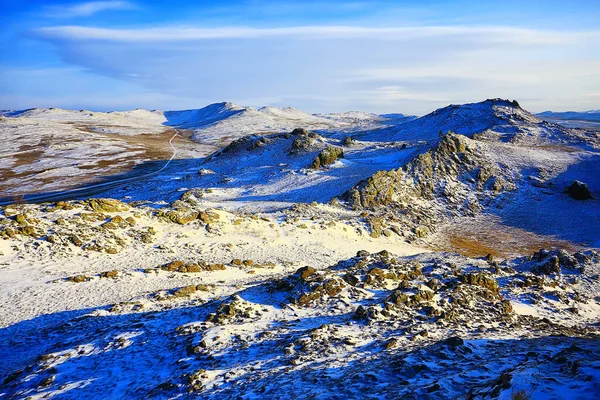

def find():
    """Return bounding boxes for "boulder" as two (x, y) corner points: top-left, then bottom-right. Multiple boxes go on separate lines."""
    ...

(310, 146), (344, 169)
(565, 180), (593, 200)
(86, 198), (129, 213)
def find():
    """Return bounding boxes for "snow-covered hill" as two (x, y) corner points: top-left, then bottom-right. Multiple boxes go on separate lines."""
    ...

(360, 98), (588, 145)
(0, 102), (416, 197)
(536, 110), (600, 130)
(1, 98), (600, 400)
(537, 110), (600, 122)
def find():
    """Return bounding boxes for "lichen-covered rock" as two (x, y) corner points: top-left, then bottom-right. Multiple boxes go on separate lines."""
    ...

(413, 226), (428, 238)
(460, 272), (500, 294)
(289, 131), (317, 154)
(161, 260), (226, 273)
(296, 277), (347, 306)
(178, 189), (205, 206)
(528, 249), (596, 275)
(341, 132), (516, 235)
(221, 134), (271, 155)
(86, 198), (129, 213)
(100, 270), (119, 279)
(296, 266), (317, 281)
(198, 210), (220, 224)
(66, 275), (90, 283)
(158, 209), (199, 225)
(19, 225), (39, 237)
(310, 146), (344, 169)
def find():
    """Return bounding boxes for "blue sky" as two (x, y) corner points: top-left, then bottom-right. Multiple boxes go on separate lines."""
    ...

(1, 0), (599, 114)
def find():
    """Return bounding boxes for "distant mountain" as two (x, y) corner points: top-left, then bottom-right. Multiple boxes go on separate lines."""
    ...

(3, 103), (415, 146)
(536, 110), (600, 122)
(174, 103), (353, 146)
(317, 111), (417, 126)
(536, 110), (600, 130)
(361, 98), (582, 144)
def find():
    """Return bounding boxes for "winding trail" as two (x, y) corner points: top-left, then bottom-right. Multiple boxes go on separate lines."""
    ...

(0, 132), (180, 206)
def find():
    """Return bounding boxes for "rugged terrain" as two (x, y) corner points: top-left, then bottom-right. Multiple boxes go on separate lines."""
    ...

(1, 99), (599, 399)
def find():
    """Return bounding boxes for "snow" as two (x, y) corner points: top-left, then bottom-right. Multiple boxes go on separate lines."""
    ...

(1, 98), (599, 399)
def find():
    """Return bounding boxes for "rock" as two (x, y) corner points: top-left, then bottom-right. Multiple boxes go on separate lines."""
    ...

(19, 225), (38, 237)
(296, 278), (346, 306)
(100, 270), (119, 278)
(46, 234), (61, 244)
(198, 211), (220, 224)
(102, 222), (118, 230)
(14, 214), (27, 225)
(86, 198), (129, 213)
(221, 134), (270, 154)
(289, 135), (316, 154)
(296, 266), (317, 281)
(69, 235), (83, 247)
(565, 180), (593, 200)
(67, 275), (90, 283)
(3, 207), (18, 217)
(461, 273), (500, 294)
(158, 209), (199, 225)
(291, 128), (310, 136)
(310, 146), (344, 169)
(162, 260), (185, 271)
(442, 336), (464, 347)
(173, 285), (199, 298)
(413, 226), (428, 238)
(501, 299), (513, 315)
(161, 260), (225, 273)
(179, 189), (204, 206)
(533, 255), (561, 275)
(343, 273), (360, 286)
(342, 136), (355, 146)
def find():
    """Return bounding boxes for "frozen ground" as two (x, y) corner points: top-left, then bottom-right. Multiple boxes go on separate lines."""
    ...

(0, 103), (408, 200)
(1, 99), (599, 399)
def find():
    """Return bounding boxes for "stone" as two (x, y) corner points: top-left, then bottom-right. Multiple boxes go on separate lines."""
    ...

(443, 336), (464, 347)
(297, 266), (317, 281)
(413, 226), (428, 238)
(310, 146), (344, 169)
(565, 180), (593, 200)
(100, 270), (119, 278)
(86, 198), (129, 213)
(158, 209), (199, 225)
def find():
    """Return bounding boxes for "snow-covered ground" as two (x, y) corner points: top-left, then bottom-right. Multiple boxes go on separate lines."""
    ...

(1, 99), (599, 399)
(1, 102), (410, 199)
(536, 110), (600, 131)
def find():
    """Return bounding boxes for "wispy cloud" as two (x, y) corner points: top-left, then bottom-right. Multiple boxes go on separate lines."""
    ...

(43, 1), (138, 18)
(35, 24), (595, 46)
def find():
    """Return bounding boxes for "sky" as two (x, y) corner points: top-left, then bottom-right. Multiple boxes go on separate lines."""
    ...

(0, 0), (599, 115)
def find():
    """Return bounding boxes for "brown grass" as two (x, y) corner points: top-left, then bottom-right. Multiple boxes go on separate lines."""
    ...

(0, 124), (208, 197)
(430, 215), (581, 258)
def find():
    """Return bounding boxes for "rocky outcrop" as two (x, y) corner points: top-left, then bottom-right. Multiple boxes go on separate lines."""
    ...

(289, 128), (321, 154)
(157, 209), (199, 225)
(565, 180), (594, 200)
(342, 132), (515, 236)
(310, 146), (344, 169)
(86, 198), (129, 213)
(220, 134), (271, 155)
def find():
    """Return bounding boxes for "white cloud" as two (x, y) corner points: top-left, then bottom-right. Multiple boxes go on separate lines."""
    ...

(34, 24), (597, 45)
(22, 22), (600, 114)
(44, 1), (137, 18)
